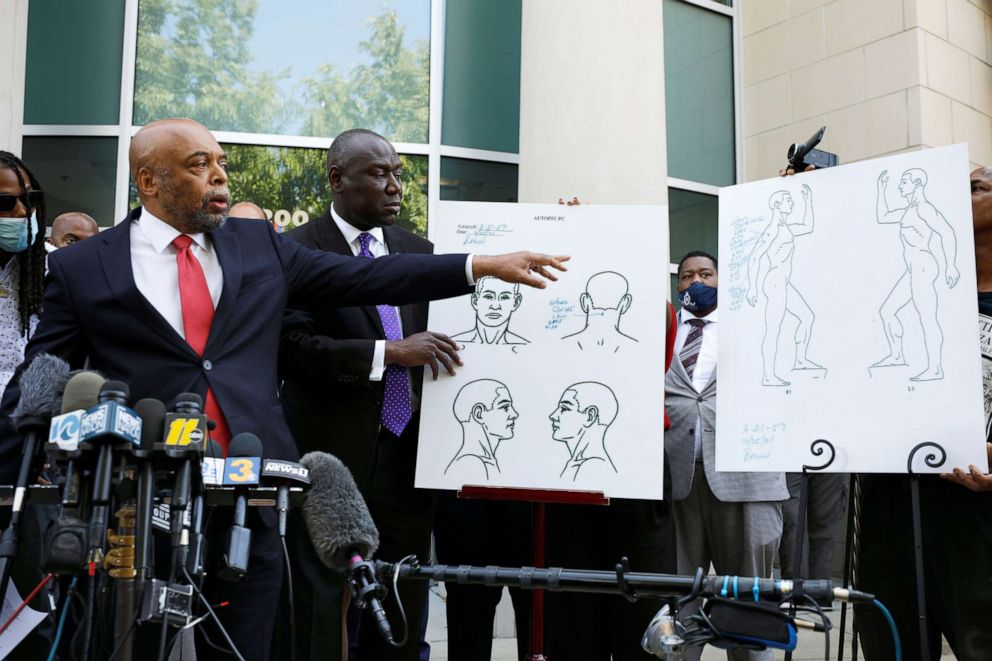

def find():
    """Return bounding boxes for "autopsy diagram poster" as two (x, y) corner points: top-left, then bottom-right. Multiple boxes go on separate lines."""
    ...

(717, 144), (986, 473)
(415, 202), (669, 499)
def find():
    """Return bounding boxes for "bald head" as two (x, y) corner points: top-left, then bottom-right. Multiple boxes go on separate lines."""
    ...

(48, 212), (98, 248)
(229, 201), (268, 220)
(129, 118), (230, 233)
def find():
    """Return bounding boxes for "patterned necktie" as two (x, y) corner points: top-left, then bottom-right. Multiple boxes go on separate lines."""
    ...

(358, 232), (413, 437)
(679, 318), (710, 379)
(172, 235), (232, 453)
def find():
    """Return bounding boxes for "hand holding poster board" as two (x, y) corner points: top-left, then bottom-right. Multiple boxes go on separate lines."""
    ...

(415, 202), (669, 499)
(717, 144), (986, 473)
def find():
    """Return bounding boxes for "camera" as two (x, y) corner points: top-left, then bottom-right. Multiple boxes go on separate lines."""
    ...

(786, 126), (838, 171)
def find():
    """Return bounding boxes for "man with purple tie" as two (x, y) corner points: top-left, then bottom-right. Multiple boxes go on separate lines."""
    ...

(278, 129), (461, 661)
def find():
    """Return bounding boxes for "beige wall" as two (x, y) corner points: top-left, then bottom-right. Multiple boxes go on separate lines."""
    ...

(0, 0), (28, 154)
(518, 0), (667, 205)
(742, 0), (992, 181)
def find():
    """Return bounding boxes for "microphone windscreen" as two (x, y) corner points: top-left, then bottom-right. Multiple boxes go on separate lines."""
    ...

(100, 380), (130, 402)
(228, 432), (263, 458)
(61, 371), (106, 414)
(134, 398), (167, 451)
(12, 354), (71, 430)
(174, 392), (203, 411)
(300, 451), (379, 573)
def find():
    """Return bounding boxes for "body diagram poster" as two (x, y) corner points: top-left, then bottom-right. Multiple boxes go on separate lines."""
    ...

(717, 144), (986, 473)
(415, 202), (669, 499)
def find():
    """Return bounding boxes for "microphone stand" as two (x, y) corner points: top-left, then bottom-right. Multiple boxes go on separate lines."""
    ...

(0, 421), (44, 598)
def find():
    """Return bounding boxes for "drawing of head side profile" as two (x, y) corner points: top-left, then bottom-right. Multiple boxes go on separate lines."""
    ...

(562, 271), (638, 351)
(451, 276), (529, 348)
(549, 382), (619, 481)
(872, 167), (959, 381)
(445, 379), (519, 480)
(745, 184), (824, 387)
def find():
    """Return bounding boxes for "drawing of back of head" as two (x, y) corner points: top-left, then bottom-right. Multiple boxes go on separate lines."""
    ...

(581, 271), (631, 314)
(902, 168), (928, 189)
(562, 382), (619, 429)
(453, 378), (518, 439)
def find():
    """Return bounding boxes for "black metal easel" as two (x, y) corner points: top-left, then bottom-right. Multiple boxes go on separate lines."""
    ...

(784, 439), (836, 661)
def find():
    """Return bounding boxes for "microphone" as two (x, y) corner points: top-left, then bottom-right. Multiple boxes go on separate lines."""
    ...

(299, 451), (392, 644)
(188, 440), (222, 578)
(0, 354), (71, 595)
(218, 433), (262, 582)
(132, 398), (166, 584)
(259, 458), (310, 537)
(81, 380), (142, 564)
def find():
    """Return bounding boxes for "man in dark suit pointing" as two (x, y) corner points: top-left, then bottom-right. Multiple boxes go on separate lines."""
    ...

(278, 128), (460, 660)
(0, 118), (568, 660)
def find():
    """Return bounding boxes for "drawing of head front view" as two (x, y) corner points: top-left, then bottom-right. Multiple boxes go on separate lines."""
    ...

(562, 271), (638, 351)
(872, 167), (960, 381)
(445, 379), (519, 479)
(548, 382), (619, 481)
(451, 276), (529, 346)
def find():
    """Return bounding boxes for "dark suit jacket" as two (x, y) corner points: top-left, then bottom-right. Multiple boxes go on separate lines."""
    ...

(278, 211), (431, 490)
(0, 208), (472, 485)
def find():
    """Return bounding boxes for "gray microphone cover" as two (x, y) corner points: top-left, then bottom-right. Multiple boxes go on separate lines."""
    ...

(60, 370), (106, 414)
(228, 432), (263, 457)
(12, 353), (71, 429)
(134, 399), (167, 451)
(300, 451), (380, 573)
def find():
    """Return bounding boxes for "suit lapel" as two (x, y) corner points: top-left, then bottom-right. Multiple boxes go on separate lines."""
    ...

(323, 216), (386, 337)
(99, 210), (198, 357)
(205, 225), (242, 354)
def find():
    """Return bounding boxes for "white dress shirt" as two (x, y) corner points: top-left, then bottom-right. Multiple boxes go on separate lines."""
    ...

(330, 205), (393, 381)
(131, 208), (223, 340)
(673, 307), (718, 460)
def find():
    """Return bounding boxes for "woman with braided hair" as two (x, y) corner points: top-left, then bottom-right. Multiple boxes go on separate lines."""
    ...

(0, 151), (47, 397)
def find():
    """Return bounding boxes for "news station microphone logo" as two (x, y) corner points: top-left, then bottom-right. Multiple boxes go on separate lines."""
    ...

(79, 402), (142, 446)
(261, 459), (310, 482)
(224, 457), (260, 485)
(48, 410), (83, 451)
(163, 416), (207, 448)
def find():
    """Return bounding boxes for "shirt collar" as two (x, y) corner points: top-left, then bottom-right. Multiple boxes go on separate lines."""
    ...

(679, 307), (718, 325)
(137, 207), (209, 253)
(330, 204), (384, 253)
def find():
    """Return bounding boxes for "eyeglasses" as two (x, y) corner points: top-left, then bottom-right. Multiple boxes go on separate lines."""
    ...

(0, 190), (44, 213)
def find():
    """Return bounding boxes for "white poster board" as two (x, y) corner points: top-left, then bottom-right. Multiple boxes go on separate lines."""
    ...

(717, 144), (986, 473)
(415, 202), (668, 499)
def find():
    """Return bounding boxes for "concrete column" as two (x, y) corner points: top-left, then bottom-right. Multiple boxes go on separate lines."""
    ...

(0, 0), (28, 154)
(517, 0), (667, 205)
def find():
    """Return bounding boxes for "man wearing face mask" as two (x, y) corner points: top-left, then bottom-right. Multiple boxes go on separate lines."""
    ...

(665, 250), (788, 661)
(0, 152), (47, 399)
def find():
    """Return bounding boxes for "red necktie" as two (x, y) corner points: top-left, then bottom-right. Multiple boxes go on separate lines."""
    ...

(173, 235), (232, 453)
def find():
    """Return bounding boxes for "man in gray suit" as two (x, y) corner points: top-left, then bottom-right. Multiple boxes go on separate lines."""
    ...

(665, 250), (788, 661)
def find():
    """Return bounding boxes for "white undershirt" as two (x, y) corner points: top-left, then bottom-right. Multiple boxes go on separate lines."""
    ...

(673, 307), (718, 460)
(131, 208), (223, 340)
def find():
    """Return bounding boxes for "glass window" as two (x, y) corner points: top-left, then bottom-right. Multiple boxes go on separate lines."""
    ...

(440, 158), (518, 202)
(133, 1), (430, 142)
(664, 0), (735, 186)
(669, 188), (717, 266)
(126, 145), (429, 237)
(24, 0), (126, 125)
(21, 137), (118, 227)
(442, 0), (521, 153)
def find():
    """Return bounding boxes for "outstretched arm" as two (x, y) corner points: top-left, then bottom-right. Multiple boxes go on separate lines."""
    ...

(876, 170), (903, 224)
(746, 223), (776, 305)
(919, 203), (960, 287)
(788, 184), (815, 236)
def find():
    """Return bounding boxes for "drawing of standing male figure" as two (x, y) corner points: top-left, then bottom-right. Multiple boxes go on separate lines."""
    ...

(872, 168), (960, 381)
(746, 184), (823, 386)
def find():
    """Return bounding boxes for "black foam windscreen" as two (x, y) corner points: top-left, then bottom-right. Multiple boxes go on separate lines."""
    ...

(205, 440), (224, 459)
(12, 353), (71, 430)
(133, 398), (167, 451)
(60, 371), (106, 414)
(228, 432), (263, 458)
(299, 451), (380, 573)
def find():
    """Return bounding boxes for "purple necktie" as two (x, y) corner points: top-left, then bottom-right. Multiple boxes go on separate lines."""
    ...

(358, 232), (413, 436)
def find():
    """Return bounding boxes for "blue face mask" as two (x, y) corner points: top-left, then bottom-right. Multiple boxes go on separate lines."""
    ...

(679, 282), (717, 314)
(0, 212), (38, 254)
